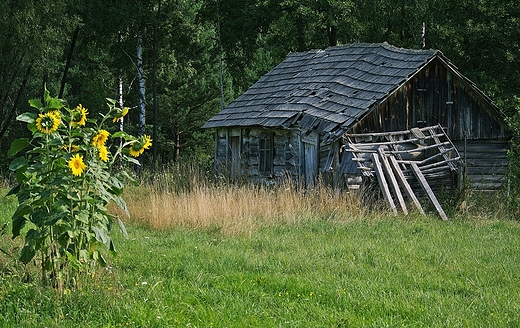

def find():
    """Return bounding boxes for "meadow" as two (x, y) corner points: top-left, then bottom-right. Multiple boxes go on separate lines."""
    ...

(1, 168), (520, 327)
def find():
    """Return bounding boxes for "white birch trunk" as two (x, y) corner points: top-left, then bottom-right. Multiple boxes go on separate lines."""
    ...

(117, 70), (124, 148)
(136, 31), (146, 137)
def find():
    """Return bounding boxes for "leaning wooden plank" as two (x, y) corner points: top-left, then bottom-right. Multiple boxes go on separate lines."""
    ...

(414, 147), (457, 165)
(345, 125), (442, 138)
(410, 162), (448, 220)
(346, 135), (443, 148)
(398, 157), (460, 169)
(378, 148), (408, 215)
(388, 156), (425, 215)
(371, 153), (398, 216)
(428, 125), (457, 171)
(418, 157), (461, 171)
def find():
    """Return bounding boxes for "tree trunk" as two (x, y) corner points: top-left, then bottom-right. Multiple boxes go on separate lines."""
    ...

(137, 32), (146, 137)
(59, 27), (80, 98)
(297, 15), (306, 51)
(136, 30), (146, 177)
(0, 63), (32, 140)
(328, 25), (338, 47)
(152, 0), (161, 173)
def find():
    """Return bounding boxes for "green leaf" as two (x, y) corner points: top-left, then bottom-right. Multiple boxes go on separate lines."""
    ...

(9, 157), (26, 171)
(12, 203), (31, 236)
(43, 88), (64, 110)
(118, 217), (128, 238)
(12, 214), (27, 238)
(15, 167), (27, 184)
(92, 226), (110, 245)
(19, 244), (36, 264)
(76, 212), (89, 224)
(46, 98), (64, 110)
(124, 156), (141, 166)
(119, 170), (138, 186)
(108, 176), (124, 195)
(79, 249), (88, 262)
(6, 184), (20, 197)
(111, 131), (134, 140)
(48, 137), (64, 147)
(27, 122), (37, 133)
(13, 203), (32, 219)
(16, 112), (37, 124)
(111, 194), (130, 218)
(8, 138), (29, 158)
(97, 252), (108, 266)
(28, 98), (43, 109)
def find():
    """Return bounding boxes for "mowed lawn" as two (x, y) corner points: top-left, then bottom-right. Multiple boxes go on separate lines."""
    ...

(1, 190), (520, 327)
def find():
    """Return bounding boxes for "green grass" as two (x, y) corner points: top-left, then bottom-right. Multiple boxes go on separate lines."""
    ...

(1, 190), (520, 327)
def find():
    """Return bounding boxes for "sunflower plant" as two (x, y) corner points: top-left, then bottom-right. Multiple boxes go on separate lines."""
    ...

(7, 89), (151, 293)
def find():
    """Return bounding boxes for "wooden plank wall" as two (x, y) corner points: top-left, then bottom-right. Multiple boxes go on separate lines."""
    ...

(455, 139), (509, 190)
(351, 59), (509, 142)
(214, 127), (301, 182)
(214, 128), (230, 175)
(347, 58), (511, 191)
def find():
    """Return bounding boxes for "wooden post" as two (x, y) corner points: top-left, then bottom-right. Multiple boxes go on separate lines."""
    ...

(410, 162), (448, 220)
(388, 156), (425, 215)
(372, 153), (398, 216)
(378, 148), (408, 215)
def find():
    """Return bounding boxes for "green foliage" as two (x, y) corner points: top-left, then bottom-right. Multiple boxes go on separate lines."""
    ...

(7, 89), (149, 293)
(506, 97), (520, 216)
(0, 0), (519, 173)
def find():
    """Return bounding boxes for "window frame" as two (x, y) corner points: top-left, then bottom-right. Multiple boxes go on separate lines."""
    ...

(258, 133), (274, 176)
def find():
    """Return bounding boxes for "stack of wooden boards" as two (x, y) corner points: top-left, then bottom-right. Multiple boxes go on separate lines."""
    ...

(344, 125), (461, 220)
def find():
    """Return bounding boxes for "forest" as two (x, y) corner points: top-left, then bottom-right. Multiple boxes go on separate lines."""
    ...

(1, 0), (519, 174)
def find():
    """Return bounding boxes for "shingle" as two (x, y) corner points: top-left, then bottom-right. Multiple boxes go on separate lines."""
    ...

(202, 42), (439, 131)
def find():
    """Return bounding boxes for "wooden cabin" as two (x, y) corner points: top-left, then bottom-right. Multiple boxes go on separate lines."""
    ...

(203, 43), (511, 192)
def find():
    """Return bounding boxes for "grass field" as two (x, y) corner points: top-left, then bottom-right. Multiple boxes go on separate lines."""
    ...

(1, 179), (520, 327)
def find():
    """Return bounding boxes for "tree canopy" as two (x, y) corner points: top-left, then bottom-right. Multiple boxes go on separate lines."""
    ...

(1, 0), (519, 173)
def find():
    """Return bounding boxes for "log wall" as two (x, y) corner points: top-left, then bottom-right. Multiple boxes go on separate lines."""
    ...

(214, 127), (301, 182)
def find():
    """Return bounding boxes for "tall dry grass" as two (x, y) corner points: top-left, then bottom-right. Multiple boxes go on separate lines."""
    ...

(115, 164), (381, 235)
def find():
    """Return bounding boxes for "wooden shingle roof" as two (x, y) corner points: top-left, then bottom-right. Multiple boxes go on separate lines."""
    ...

(202, 43), (467, 138)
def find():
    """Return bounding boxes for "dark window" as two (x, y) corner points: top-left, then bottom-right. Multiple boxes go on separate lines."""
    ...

(259, 135), (273, 176)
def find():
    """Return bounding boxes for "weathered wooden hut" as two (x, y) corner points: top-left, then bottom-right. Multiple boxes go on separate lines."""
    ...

(202, 42), (510, 192)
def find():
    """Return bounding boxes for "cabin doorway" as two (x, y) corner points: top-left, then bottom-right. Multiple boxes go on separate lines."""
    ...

(302, 132), (319, 188)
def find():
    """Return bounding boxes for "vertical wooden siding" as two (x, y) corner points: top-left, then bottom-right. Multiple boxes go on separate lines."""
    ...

(351, 59), (508, 142)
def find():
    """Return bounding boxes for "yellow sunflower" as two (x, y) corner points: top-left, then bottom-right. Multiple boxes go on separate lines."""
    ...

(68, 153), (87, 176)
(91, 130), (110, 148)
(112, 107), (129, 123)
(70, 104), (88, 126)
(36, 111), (61, 134)
(129, 134), (152, 157)
(99, 145), (109, 162)
(128, 145), (142, 157)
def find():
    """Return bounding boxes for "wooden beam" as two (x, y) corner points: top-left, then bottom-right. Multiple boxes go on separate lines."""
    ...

(346, 134), (446, 148)
(388, 156), (425, 215)
(346, 141), (452, 154)
(371, 153), (398, 216)
(428, 126), (457, 171)
(346, 125), (441, 138)
(378, 148), (408, 215)
(410, 162), (448, 220)
(397, 157), (461, 170)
